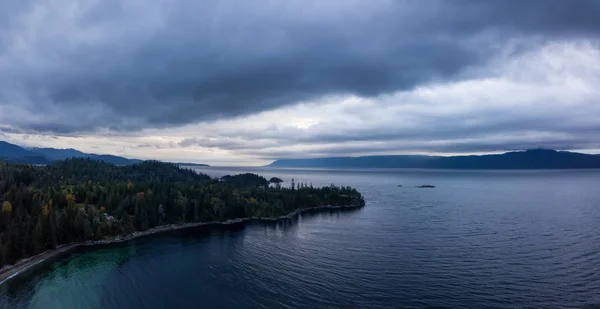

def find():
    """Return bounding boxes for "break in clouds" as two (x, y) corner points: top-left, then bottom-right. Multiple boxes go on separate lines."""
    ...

(1, 0), (600, 163)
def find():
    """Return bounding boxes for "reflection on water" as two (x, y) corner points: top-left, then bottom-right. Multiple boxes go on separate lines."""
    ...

(2, 168), (600, 309)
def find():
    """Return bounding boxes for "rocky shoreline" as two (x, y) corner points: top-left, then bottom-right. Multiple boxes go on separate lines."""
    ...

(0, 203), (363, 287)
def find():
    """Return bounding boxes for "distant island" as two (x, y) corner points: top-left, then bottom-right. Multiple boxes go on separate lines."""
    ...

(0, 141), (208, 166)
(268, 149), (600, 169)
(174, 162), (210, 167)
(0, 158), (364, 281)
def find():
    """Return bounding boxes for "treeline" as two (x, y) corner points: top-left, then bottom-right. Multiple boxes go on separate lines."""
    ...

(0, 159), (364, 268)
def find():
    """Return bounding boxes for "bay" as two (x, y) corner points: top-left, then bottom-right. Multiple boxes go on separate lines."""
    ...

(2, 168), (600, 309)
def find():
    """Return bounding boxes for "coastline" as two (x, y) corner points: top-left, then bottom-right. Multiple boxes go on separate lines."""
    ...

(0, 203), (363, 287)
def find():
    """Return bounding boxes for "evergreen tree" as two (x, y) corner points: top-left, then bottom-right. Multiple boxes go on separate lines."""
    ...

(0, 158), (364, 267)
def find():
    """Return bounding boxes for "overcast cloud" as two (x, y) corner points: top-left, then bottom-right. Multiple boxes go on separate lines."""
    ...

(1, 0), (599, 164)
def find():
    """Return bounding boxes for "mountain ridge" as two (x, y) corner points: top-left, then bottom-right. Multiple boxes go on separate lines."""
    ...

(29, 147), (143, 165)
(0, 141), (51, 164)
(267, 149), (600, 169)
(0, 141), (208, 166)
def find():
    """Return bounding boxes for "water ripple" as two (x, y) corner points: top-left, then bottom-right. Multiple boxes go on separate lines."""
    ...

(3, 169), (600, 308)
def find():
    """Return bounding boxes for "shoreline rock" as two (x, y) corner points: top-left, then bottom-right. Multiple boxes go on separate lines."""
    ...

(0, 203), (364, 287)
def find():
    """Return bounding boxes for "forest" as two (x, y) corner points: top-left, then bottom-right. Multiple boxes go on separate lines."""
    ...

(0, 159), (364, 268)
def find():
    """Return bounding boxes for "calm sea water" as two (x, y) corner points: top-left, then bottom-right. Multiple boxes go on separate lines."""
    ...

(2, 168), (600, 309)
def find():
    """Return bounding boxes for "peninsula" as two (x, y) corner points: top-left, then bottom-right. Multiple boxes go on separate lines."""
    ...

(0, 159), (365, 283)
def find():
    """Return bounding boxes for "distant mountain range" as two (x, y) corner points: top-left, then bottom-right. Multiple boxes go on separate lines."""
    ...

(268, 149), (600, 169)
(0, 141), (209, 166)
(30, 147), (143, 165)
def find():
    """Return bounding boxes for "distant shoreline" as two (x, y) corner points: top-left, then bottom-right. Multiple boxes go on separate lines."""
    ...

(0, 203), (364, 288)
(267, 149), (600, 169)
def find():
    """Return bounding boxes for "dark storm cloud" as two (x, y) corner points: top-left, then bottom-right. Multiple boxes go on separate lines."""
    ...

(173, 83), (600, 159)
(0, 126), (17, 134)
(1, 0), (599, 133)
(187, 109), (595, 147)
(179, 137), (280, 151)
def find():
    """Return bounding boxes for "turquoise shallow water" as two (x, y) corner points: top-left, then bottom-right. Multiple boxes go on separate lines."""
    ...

(2, 168), (600, 309)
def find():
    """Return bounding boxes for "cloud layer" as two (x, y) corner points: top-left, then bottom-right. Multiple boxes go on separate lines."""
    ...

(1, 0), (599, 164)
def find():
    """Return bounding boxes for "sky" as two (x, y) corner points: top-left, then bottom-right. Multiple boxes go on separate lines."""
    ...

(0, 0), (599, 166)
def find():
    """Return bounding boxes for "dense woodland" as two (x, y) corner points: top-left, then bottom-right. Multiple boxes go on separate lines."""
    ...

(0, 159), (364, 268)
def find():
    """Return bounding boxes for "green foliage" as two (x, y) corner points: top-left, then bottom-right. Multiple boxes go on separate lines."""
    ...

(0, 158), (364, 268)
(268, 177), (283, 183)
(220, 173), (268, 188)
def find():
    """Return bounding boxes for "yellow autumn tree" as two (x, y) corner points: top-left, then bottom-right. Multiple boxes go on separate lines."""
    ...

(1, 201), (12, 214)
(66, 193), (76, 206)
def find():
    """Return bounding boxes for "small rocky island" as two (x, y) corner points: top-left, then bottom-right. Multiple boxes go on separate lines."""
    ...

(0, 159), (365, 284)
(416, 185), (436, 188)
